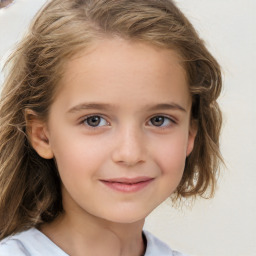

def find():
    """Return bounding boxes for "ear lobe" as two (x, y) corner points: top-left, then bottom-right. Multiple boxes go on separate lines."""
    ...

(25, 109), (54, 159)
(186, 120), (198, 157)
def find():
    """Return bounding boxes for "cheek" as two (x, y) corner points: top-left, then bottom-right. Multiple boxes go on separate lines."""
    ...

(148, 134), (188, 202)
(152, 133), (188, 177)
(49, 129), (108, 178)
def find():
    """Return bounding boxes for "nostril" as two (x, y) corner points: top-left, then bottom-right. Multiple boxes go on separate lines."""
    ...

(111, 131), (146, 166)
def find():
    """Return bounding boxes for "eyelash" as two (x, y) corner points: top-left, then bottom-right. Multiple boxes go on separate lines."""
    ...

(80, 115), (176, 129)
(80, 115), (110, 128)
(147, 115), (176, 128)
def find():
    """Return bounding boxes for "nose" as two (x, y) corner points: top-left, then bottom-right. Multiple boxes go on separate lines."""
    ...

(111, 126), (146, 167)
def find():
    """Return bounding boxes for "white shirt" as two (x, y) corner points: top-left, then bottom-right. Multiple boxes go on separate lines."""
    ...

(0, 228), (189, 256)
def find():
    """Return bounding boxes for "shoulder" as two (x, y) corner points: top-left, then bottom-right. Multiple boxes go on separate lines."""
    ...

(0, 231), (31, 256)
(143, 230), (190, 256)
(0, 228), (68, 256)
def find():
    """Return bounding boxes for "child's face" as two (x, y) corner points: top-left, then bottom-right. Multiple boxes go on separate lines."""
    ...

(40, 38), (196, 224)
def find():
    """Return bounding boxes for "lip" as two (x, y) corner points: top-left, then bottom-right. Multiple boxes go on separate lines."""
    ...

(100, 177), (154, 193)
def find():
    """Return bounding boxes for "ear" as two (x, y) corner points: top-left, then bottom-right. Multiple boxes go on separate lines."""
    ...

(25, 109), (54, 159)
(186, 120), (198, 157)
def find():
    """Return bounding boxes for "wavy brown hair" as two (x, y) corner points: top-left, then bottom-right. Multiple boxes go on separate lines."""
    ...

(0, 0), (222, 239)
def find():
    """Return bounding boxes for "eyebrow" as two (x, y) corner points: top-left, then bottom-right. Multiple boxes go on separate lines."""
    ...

(147, 103), (187, 112)
(67, 102), (186, 114)
(67, 103), (114, 114)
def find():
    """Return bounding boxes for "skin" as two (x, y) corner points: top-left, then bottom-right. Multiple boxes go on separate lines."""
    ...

(29, 38), (197, 256)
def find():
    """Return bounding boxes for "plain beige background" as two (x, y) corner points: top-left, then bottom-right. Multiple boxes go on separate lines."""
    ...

(0, 0), (255, 255)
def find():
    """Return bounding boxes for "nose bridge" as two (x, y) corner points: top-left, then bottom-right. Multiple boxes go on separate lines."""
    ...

(111, 123), (145, 166)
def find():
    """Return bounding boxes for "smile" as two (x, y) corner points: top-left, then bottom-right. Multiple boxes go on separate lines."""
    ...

(100, 177), (154, 193)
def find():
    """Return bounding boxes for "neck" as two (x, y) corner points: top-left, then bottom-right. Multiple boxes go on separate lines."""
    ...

(40, 210), (146, 256)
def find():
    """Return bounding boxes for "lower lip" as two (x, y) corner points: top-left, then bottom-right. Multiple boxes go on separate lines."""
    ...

(100, 179), (154, 193)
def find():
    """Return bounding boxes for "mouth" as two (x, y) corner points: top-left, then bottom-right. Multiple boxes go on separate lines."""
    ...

(100, 177), (154, 193)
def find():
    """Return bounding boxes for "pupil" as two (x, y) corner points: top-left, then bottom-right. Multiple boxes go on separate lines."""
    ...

(88, 116), (100, 126)
(151, 116), (164, 126)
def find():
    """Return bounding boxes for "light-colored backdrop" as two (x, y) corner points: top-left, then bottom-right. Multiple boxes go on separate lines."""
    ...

(0, 1), (255, 255)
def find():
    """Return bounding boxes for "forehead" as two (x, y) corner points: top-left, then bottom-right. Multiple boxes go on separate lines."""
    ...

(63, 38), (186, 81)
(54, 38), (191, 111)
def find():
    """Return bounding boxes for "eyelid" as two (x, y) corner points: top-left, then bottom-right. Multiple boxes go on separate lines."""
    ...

(79, 114), (110, 127)
(78, 113), (177, 128)
(146, 114), (177, 127)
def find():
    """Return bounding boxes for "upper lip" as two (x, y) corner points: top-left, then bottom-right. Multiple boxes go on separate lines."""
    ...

(100, 177), (154, 184)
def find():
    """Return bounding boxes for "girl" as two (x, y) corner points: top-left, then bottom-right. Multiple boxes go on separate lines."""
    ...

(0, 0), (222, 255)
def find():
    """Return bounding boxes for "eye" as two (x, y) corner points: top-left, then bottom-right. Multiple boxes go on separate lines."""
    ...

(83, 115), (109, 127)
(148, 116), (174, 127)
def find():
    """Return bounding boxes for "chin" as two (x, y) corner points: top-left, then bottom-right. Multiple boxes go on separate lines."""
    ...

(101, 210), (149, 225)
